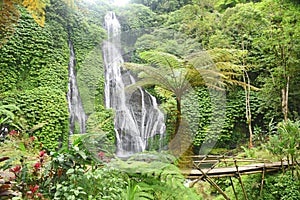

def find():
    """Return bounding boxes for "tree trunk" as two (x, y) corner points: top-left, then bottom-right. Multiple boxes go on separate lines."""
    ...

(169, 96), (185, 157)
(241, 39), (253, 148)
(281, 76), (290, 122)
(174, 96), (181, 139)
(243, 70), (253, 148)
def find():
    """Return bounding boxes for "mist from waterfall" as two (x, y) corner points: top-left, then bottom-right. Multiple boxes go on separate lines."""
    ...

(102, 12), (166, 157)
(67, 39), (87, 136)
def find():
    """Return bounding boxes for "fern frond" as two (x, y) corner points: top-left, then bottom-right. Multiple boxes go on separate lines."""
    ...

(139, 51), (184, 70)
(124, 62), (189, 95)
(0, 104), (20, 121)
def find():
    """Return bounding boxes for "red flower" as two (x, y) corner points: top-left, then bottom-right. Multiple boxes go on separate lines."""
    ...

(98, 151), (105, 158)
(34, 162), (41, 170)
(29, 185), (39, 193)
(37, 192), (43, 198)
(30, 136), (35, 141)
(9, 130), (17, 135)
(39, 150), (46, 157)
(10, 165), (21, 173)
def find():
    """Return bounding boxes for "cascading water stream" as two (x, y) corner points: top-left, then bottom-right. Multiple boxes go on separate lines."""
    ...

(103, 12), (166, 157)
(67, 39), (87, 136)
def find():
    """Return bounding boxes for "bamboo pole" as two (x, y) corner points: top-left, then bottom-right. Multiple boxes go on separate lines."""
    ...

(205, 177), (231, 200)
(281, 159), (285, 174)
(259, 164), (266, 197)
(224, 156), (238, 200)
(234, 160), (248, 200)
(195, 165), (231, 200)
(190, 160), (220, 187)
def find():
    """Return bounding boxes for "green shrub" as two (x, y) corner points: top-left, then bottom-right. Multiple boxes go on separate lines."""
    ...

(86, 107), (115, 143)
(3, 87), (69, 150)
(216, 172), (300, 200)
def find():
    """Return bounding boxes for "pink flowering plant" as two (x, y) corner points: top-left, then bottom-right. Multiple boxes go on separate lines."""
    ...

(6, 150), (48, 199)
(1, 132), (117, 199)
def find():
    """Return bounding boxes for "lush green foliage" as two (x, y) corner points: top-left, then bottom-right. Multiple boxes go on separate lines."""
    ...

(1, 0), (300, 198)
(85, 107), (115, 143)
(0, 103), (24, 132)
(0, 8), (67, 93)
(131, 0), (192, 13)
(0, 3), (70, 149)
(215, 172), (300, 200)
(77, 47), (106, 115)
(108, 153), (201, 199)
(1, 134), (200, 199)
(117, 3), (162, 31)
(2, 87), (69, 150)
(267, 120), (300, 165)
(0, 0), (49, 47)
(134, 28), (202, 56)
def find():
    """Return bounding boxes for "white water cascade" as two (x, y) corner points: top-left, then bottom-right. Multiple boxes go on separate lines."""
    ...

(103, 12), (166, 157)
(67, 39), (87, 136)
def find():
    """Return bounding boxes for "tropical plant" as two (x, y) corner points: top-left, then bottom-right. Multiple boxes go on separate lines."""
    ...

(0, 103), (25, 132)
(109, 153), (201, 200)
(189, 48), (261, 148)
(255, 0), (300, 122)
(215, 171), (300, 200)
(125, 49), (256, 153)
(0, 104), (18, 126)
(125, 50), (223, 139)
(1, 133), (123, 200)
(267, 120), (300, 170)
(0, 147), (48, 199)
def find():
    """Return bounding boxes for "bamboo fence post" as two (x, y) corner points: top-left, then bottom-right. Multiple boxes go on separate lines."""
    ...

(195, 165), (231, 200)
(259, 163), (266, 197)
(224, 156), (238, 200)
(234, 160), (248, 200)
(281, 159), (285, 174)
(190, 159), (220, 187)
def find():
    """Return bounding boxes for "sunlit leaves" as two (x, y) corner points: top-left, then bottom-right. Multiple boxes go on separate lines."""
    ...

(22, 0), (48, 27)
(0, 0), (20, 46)
(0, 0), (49, 47)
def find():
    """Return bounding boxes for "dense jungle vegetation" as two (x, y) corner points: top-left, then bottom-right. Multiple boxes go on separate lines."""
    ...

(0, 0), (300, 199)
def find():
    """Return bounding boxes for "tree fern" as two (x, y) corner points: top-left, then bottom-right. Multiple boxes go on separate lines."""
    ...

(124, 49), (259, 157)
(187, 48), (259, 90)
(124, 50), (228, 156)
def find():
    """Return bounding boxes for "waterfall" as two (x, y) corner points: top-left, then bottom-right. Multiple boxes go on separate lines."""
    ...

(67, 39), (87, 136)
(103, 12), (166, 157)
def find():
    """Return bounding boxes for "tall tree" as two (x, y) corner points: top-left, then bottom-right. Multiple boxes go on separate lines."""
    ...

(214, 2), (269, 147)
(256, 0), (300, 122)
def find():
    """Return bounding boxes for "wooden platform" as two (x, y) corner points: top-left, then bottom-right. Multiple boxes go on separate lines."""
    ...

(182, 161), (289, 178)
